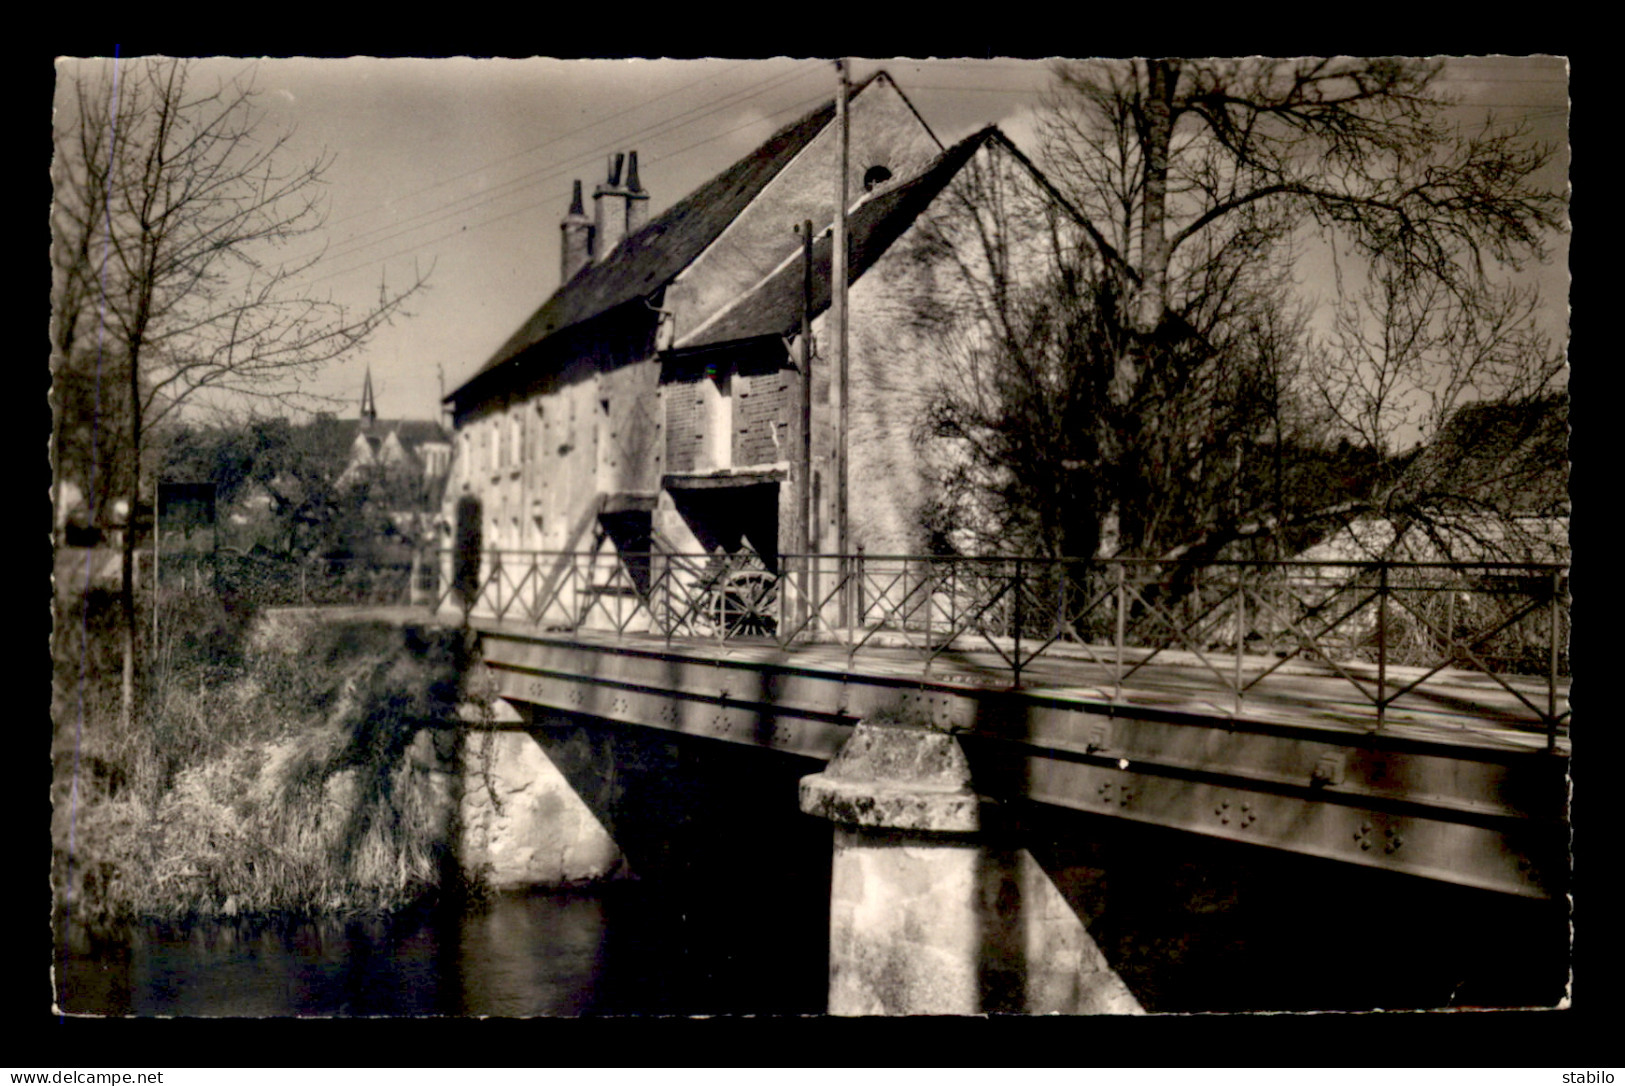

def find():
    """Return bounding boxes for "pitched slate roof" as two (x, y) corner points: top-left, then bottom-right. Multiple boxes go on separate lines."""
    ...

(388, 420), (454, 447)
(302, 416), (450, 476)
(458, 80), (892, 396)
(679, 127), (1047, 349)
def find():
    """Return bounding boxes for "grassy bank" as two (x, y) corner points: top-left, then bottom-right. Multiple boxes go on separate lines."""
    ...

(51, 584), (475, 928)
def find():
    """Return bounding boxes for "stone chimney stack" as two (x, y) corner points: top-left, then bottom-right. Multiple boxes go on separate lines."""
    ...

(560, 179), (594, 283)
(593, 153), (630, 259)
(625, 150), (650, 236)
(591, 151), (650, 261)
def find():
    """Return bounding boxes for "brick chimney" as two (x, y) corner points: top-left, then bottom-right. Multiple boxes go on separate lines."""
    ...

(592, 151), (650, 261)
(560, 179), (593, 283)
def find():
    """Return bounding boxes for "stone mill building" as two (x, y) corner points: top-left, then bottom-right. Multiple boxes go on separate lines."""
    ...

(440, 71), (1091, 612)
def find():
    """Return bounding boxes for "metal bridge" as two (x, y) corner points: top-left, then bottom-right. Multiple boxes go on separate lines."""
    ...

(443, 549), (1571, 900)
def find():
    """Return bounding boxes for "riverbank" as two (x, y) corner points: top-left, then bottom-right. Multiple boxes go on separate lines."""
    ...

(51, 589), (475, 929)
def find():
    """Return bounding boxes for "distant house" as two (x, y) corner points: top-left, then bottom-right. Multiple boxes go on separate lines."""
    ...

(1298, 394), (1569, 565)
(441, 71), (1091, 601)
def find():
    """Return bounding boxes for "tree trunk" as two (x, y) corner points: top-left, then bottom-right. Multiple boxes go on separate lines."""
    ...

(1113, 59), (1180, 407)
(1135, 59), (1179, 330)
(119, 340), (143, 735)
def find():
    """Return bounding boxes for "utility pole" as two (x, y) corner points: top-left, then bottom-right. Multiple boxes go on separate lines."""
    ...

(798, 220), (814, 624)
(833, 58), (851, 628)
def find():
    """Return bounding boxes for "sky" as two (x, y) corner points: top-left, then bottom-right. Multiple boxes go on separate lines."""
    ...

(53, 55), (1570, 428)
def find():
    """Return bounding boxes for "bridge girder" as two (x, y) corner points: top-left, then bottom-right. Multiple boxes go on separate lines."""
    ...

(477, 627), (1569, 900)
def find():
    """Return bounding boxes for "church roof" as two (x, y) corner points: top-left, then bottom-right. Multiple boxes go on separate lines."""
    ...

(304, 416), (450, 474)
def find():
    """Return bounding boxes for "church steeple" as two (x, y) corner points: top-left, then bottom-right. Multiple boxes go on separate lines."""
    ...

(360, 366), (378, 430)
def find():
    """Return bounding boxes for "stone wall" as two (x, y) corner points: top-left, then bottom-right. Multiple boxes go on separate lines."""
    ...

(799, 136), (1091, 557)
(664, 75), (942, 343)
(456, 729), (628, 889)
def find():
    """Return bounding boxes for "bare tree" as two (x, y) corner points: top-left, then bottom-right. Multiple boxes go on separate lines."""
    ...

(51, 56), (430, 730)
(1311, 267), (1561, 460)
(1306, 264), (1566, 561)
(920, 57), (1564, 565)
(1044, 59), (1563, 335)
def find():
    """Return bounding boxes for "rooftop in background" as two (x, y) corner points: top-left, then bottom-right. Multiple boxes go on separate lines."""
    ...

(1396, 393), (1569, 517)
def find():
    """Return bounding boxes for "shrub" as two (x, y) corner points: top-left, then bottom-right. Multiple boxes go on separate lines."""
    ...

(53, 595), (470, 927)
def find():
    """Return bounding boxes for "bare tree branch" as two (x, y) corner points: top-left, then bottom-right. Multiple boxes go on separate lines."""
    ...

(51, 56), (432, 731)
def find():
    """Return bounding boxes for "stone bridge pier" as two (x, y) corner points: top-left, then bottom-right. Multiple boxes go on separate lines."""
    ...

(800, 721), (1143, 1015)
(456, 688), (1144, 1014)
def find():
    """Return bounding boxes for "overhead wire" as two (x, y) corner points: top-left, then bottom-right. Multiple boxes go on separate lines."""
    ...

(304, 65), (1566, 289)
(317, 58), (756, 237)
(312, 59), (760, 245)
(315, 65), (1562, 271)
(307, 83), (836, 286)
(300, 61), (826, 276)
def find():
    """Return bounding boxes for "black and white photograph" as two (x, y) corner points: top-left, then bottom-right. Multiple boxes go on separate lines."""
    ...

(48, 55), (1571, 1020)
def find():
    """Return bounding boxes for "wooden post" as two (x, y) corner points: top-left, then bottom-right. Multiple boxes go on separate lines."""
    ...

(1549, 568), (1561, 752)
(1013, 558), (1024, 689)
(1114, 563), (1126, 702)
(833, 58), (851, 629)
(1233, 586), (1245, 716)
(856, 545), (867, 628)
(1376, 563), (1389, 729)
(151, 492), (161, 646)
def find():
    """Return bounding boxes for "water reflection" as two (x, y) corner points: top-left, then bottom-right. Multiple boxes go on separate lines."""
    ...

(56, 890), (615, 1018)
(453, 891), (605, 1016)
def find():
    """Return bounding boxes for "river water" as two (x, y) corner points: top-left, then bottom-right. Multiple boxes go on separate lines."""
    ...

(55, 882), (827, 1018)
(53, 801), (1570, 1016)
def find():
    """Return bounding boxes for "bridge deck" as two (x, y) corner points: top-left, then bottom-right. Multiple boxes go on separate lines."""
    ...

(485, 622), (1568, 756)
(331, 606), (1568, 899)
